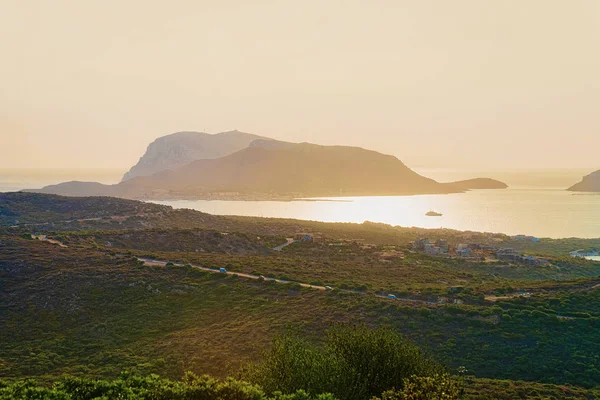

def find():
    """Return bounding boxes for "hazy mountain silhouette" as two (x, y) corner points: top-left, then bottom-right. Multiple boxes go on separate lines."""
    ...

(121, 141), (446, 197)
(121, 130), (269, 181)
(29, 140), (507, 200)
(31, 181), (117, 197)
(567, 169), (600, 192)
(446, 178), (508, 190)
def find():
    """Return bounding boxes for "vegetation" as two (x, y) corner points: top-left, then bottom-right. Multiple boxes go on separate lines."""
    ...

(133, 244), (600, 295)
(2, 231), (600, 392)
(63, 229), (283, 255)
(3, 193), (600, 398)
(0, 326), (460, 399)
(0, 372), (336, 400)
(0, 192), (169, 225)
(372, 375), (463, 400)
(462, 377), (600, 400)
(244, 325), (446, 400)
(5, 193), (600, 257)
(3, 374), (599, 400)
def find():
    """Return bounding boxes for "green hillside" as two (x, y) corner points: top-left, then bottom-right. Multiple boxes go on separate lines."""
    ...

(1, 194), (600, 399)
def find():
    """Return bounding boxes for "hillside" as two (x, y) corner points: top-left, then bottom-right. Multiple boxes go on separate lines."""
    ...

(6, 193), (600, 257)
(29, 141), (506, 200)
(123, 141), (449, 197)
(3, 193), (600, 399)
(0, 192), (168, 224)
(567, 169), (600, 192)
(121, 130), (269, 181)
(2, 215), (600, 396)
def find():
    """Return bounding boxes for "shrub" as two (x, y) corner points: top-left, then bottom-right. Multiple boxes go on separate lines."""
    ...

(0, 373), (336, 400)
(245, 324), (445, 400)
(372, 374), (462, 400)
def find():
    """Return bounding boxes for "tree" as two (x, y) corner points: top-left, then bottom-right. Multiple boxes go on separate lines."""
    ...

(245, 324), (447, 400)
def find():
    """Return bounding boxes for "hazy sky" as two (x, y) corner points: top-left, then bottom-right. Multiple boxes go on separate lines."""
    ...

(2, 1), (599, 171)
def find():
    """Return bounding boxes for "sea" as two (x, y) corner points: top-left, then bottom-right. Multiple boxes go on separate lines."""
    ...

(1, 167), (599, 240)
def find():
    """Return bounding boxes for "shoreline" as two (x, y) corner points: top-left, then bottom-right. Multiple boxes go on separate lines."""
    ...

(20, 188), (470, 202)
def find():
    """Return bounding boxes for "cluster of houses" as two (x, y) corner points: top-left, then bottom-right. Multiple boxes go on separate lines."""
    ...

(410, 237), (492, 258)
(455, 244), (473, 258)
(410, 238), (548, 265)
(496, 248), (548, 265)
(512, 235), (540, 243)
(410, 238), (450, 256)
(293, 233), (326, 243)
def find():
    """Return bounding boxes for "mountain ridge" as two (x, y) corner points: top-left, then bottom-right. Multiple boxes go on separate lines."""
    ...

(121, 130), (269, 182)
(27, 136), (508, 200)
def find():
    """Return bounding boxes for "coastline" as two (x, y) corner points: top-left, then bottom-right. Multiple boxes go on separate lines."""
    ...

(119, 188), (467, 202)
(21, 186), (471, 202)
(148, 188), (600, 239)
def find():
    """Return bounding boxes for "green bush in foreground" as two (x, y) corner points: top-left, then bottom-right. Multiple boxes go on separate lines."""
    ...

(372, 375), (462, 400)
(0, 373), (462, 400)
(244, 324), (450, 400)
(0, 372), (336, 400)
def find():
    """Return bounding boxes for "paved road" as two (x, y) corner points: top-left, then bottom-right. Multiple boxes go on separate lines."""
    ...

(138, 257), (328, 291)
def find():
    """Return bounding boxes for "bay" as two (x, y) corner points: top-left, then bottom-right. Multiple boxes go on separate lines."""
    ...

(154, 189), (600, 239)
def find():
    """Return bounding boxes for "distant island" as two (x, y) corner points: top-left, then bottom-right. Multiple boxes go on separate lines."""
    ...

(26, 132), (508, 201)
(567, 169), (600, 193)
(445, 178), (508, 190)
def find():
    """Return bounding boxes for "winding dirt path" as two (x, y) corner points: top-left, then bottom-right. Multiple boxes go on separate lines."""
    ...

(137, 257), (327, 291)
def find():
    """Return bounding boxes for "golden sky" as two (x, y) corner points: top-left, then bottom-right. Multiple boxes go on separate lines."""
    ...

(1, 1), (599, 170)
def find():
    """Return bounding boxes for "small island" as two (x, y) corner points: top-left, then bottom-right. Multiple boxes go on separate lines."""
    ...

(567, 169), (600, 193)
(446, 178), (508, 191)
(426, 211), (443, 217)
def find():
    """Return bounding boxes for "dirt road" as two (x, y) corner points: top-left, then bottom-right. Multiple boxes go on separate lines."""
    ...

(272, 238), (297, 251)
(138, 257), (327, 291)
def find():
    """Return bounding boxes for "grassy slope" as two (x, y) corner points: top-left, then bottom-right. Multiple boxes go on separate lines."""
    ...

(2, 233), (600, 393)
(2, 194), (600, 397)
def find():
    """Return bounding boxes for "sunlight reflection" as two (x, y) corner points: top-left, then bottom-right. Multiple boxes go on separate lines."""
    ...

(154, 189), (600, 239)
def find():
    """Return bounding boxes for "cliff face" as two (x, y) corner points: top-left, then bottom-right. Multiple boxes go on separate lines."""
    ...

(568, 170), (600, 192)
(121, 130), (268, 181)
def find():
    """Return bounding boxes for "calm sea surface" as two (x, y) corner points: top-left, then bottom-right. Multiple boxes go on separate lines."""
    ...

(153, 189), (600, 239)
(2, 168), (599, 239)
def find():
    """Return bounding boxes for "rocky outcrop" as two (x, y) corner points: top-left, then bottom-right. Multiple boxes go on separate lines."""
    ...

(121, 130), (269, 181)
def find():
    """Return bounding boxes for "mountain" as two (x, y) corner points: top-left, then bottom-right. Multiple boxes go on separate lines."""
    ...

(31, 181), (118, 197)
(123, 141), (448, 197)
(567, 169), (600, 192)
(121, 130), (269, 181)
(29, 140), (507, 200)
(446, 178), (508, 190)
